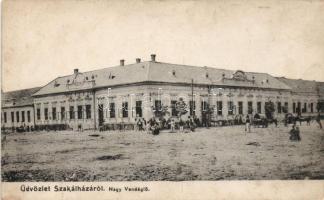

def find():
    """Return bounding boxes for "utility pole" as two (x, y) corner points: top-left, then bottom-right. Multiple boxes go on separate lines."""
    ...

(191, 79), (194, 117)
(92, 89), (96, 130)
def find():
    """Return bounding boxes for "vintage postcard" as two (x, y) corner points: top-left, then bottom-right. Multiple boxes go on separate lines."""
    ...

(1, 0), (324, 199)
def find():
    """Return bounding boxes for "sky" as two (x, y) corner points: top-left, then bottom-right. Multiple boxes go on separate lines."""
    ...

(2, 0), (324, 92)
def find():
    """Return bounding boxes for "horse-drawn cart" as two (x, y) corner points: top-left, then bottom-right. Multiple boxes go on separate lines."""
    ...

(252, 114), (277, 128)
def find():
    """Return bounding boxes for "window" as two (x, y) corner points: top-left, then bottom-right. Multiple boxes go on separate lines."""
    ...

(201, 101), (208, 112)
(37, 108), (41, 120)
(310, 103), (314, 113)
(171, 100), (178, 116)
(122, 102), (128, 118)
(297, 102), (301, 114)
(4, 112), (7, 123)
(318, 102), (324, 112)
(302, 103), (307, 113)
(77, 105), (83, 119)
(86, 105), (91, 119)
(228, 101), (234, 115)
(109, 103), (116, 118)
(248, 101), (253, 114)
(16, 111), (20, 122)
(44, 108), (48, 120)
(293, 102), (296, 113)
(27, 111), (31, 122)
(11, 112), (14, 123)
(154, 100), (162, 117)
(277, 102), (282, 113)
(22, 111), (25, 122)
(61, 107), (65, 120)
(284, 102), (288, 113)
(217, 101), (222, 115)
(238, 101), (243, 114)
(257, 102), (262, 114)
(69, 106), (75, 119)
(135, 101), (142, 117)
(52, 107), (56, 120)
(189, 101), (196, 116)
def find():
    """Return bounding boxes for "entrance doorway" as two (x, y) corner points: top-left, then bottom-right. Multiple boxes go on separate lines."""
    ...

(98, 104), (104, 126)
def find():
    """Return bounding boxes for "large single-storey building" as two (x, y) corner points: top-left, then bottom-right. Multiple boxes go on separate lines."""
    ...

(1, 54), (324, 131)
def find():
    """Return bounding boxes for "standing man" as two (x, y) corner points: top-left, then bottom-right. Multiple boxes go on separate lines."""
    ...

(289, 125), (296, 140)
(245, 115), (251, 133)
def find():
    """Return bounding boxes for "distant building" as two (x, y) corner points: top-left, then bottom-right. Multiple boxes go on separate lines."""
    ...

(315, 81), (324, 112)
(1, 54), (323, 131)
(1, 87), (41, 131)
(276, 77), (323, 115)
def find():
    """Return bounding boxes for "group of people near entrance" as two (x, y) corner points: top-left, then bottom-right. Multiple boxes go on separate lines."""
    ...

(135, 115), (197, 135)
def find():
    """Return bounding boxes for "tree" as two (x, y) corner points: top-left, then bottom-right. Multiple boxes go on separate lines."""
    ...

(175, 98), (188, 119)
(317, 102), (324, 113)
(265, 101), (275, 119)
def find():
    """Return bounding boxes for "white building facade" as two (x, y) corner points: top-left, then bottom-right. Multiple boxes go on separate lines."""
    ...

(2, 55), (323, 131)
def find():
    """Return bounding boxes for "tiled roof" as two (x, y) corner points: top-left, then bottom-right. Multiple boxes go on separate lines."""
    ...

(33, 61), (292, 96)
(2, 87), (41, 107)
(276, 77), (319, 95)
(33, 62), (151, 96)
(148, 62), (291, 90)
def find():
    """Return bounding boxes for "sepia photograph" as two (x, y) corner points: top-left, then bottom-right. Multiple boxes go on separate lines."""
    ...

(1, 0), (324, 199)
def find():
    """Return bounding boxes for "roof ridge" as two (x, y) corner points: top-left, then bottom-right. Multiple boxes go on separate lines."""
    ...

(277, 76), (318, 82)
(54, 61), (152, 79)
(2, 86), (42, 94)
(153, 61), (275, 77)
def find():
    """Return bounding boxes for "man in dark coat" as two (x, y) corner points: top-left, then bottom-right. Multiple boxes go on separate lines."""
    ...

(316, 113), (322, 129)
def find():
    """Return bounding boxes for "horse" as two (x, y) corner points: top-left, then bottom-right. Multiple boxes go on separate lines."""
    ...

(295, 116), (312, 126)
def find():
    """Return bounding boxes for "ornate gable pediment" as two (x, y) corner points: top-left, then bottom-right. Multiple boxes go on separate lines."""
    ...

(66, 73), (95, 90)
(222, 70), (255, 86)
(232, 70), (248, 81)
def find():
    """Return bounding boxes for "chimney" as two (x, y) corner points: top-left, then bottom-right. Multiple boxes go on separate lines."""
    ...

(136, 58), (141, 63)
(74, 68), (79, 74)
(120, 59), (125, 66)
(151, 54), (156, 62)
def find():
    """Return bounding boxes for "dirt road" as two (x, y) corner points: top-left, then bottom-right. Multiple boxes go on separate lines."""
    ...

(2, 122), (324, 181)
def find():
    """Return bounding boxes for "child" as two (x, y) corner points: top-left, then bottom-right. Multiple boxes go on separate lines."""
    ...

(179, 119), (184, 133)
(170, 119), (175, 133)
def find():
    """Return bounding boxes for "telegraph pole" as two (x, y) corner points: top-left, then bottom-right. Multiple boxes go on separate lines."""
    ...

(191, 79), (194, 116)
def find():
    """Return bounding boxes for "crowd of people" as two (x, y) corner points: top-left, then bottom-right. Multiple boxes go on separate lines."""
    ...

(135, 115), (198, 135)
(134, 113), (323, 140)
